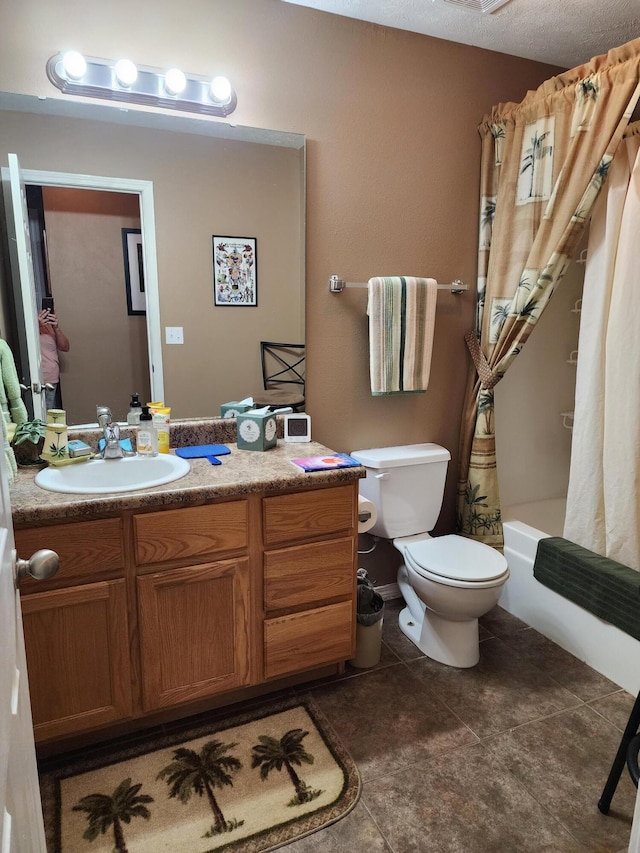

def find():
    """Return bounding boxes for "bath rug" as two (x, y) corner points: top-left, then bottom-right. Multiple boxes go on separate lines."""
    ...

(39, 696), (360, 853)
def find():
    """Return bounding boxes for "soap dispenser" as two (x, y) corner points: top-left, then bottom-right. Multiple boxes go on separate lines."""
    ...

(127, 393), (143, 426)
(137, 406), (158, 456)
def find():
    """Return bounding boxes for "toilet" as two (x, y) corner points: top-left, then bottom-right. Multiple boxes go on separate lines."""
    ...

(350, 443), (509, 668)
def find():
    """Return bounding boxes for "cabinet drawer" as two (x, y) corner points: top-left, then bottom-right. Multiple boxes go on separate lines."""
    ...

(264, 600), (354, 679)
(264, 537), (355, 611)
(134, 501), (248, 565)
(262, 485), (355, 547)
(16, 518), (125, 592)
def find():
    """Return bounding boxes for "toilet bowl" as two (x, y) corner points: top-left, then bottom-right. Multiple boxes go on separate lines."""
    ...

(350, 444), (510, 668)
(396, 534), (509, 667)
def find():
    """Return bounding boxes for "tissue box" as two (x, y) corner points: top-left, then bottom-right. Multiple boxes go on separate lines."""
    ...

(220, 401), (254, 418)
(236, 410), (278, 451)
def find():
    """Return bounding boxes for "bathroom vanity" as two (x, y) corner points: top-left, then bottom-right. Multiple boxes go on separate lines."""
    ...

(10, 430), (363, 746)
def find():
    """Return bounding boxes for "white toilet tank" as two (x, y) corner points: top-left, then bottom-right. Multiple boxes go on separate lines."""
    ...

(350, 444), (451, 539)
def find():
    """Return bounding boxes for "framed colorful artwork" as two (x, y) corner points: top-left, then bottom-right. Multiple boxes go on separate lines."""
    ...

(212, 236), (257, 306)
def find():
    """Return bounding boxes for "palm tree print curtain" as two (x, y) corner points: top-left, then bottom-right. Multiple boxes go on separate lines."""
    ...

(457, 38), (640, 548)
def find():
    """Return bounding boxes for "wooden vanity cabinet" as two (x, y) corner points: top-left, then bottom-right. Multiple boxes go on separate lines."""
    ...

(262, 485), (357, 679)
(15, 519), (133, 742)
(16, 481), (358, 744)
(133, 501), (252, 712)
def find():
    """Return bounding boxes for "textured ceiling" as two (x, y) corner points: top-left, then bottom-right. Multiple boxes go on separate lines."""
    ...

(280, 0), (640, 69)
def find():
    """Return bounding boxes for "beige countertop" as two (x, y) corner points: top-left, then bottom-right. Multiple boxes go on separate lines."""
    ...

(10, 439), (365, 526)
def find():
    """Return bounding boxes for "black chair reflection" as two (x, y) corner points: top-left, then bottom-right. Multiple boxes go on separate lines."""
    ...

(252, 342), (305, 411)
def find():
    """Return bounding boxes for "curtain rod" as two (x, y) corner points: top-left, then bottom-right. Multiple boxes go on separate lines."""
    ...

(328, 275), (466, 294)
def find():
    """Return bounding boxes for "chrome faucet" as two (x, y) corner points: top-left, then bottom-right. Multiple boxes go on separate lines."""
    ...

(96, 406), (135, 459)
(96, 406), (112, 429)
(101, 422), (126, 459)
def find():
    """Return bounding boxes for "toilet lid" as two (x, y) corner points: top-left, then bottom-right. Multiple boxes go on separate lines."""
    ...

(405, 534), (508, 583)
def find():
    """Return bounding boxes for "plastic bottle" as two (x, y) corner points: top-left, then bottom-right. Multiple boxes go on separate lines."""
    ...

(127, 392), (143, 426)
(136, 406), (158, 456)
(152, 406), (171, 454)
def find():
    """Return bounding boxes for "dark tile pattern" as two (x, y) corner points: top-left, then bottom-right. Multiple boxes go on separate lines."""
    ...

(363, 744), (586, 852)
(303, 665), (477, 782)
(297, 605), (637, 852)
(482, 705), (636, 851)
(408, 637), (583, 738)
(499, 627), (621, 702)
(589, 690), (638, 731)
(47, 603), (638, 851)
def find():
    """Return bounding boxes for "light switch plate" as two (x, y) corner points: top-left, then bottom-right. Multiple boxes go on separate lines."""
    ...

(165, 326), (184, 344)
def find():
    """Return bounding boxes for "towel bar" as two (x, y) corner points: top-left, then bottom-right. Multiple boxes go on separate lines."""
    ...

(328, 275), (466, 294)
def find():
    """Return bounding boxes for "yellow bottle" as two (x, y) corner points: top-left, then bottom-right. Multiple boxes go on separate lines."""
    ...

(152, 407), (171, 454)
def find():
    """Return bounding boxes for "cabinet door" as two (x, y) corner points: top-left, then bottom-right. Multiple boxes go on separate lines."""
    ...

(137, 559), (251, 711)
(21, 580), (133, 742)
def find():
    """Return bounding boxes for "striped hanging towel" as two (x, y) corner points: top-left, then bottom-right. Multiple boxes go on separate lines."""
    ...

(367, 276), (437, 395)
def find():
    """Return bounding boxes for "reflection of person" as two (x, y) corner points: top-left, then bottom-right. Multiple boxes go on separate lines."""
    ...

(38, 308), (70, 411)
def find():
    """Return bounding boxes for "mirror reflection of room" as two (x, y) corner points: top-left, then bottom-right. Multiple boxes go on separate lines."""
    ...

(0, 104), (305, 425)
(29, 185), (149, 424)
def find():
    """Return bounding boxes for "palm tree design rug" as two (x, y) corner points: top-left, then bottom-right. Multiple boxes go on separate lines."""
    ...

(39, 696), (360, 853)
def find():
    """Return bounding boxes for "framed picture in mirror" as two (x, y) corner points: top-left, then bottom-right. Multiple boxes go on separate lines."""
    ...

(122, 228), (145, 315)
(213, 236), (257, 306)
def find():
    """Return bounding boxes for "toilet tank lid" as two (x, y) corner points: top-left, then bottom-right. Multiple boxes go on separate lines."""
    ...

(350, 443), (451, 469)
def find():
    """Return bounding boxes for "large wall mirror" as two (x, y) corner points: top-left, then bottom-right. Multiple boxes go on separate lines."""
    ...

(0, 93), (305, 426)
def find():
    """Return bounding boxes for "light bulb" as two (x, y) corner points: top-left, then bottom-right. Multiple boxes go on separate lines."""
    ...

(209, 76), (232, 104)
(115, 59), (138, 87)
(61, 51), (87, 81)
(164, 68), (187, 96)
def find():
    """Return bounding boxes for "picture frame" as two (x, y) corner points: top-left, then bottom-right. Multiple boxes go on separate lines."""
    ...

(212, 236), (257, 306)
(122, 228), (145, 315)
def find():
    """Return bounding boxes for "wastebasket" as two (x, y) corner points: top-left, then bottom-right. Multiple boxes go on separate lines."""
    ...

(350, 569), (385, 668)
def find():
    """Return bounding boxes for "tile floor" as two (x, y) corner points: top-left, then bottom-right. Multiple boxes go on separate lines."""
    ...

(38, 601), (638, 853)
(282, 601), (638, 853)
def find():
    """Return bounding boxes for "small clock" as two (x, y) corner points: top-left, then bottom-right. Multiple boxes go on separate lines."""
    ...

(284, 413), (311, 442)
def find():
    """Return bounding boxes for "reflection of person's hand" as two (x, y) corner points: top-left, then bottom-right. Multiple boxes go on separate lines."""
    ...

(38, 309), (51, 327)
(47, 312), (59, 329)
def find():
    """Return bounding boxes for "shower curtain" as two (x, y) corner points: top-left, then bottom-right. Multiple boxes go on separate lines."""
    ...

(456, 39), (640, 548)
(564, 125), (640, 571)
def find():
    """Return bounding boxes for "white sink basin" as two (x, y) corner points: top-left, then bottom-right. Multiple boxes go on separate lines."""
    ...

(35, 454), (191, 495)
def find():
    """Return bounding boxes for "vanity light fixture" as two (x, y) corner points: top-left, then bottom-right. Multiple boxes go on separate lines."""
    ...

(164, 67), (187, 96)
(61, 50), (87, 81)
(114, 58), (138, 88)
(46, 52), (237, 117)
(210, 76), (232, 104)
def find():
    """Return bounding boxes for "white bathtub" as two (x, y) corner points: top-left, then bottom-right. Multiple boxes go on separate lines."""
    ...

(501, 498), (640, 695)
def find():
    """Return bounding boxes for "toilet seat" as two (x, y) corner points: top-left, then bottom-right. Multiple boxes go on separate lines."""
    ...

(404, 534), (508, 586)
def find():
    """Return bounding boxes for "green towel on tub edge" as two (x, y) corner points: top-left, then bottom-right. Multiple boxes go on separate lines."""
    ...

(533, 536), (640, 640)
